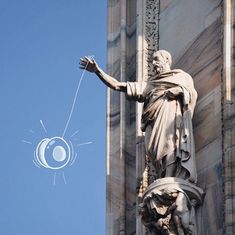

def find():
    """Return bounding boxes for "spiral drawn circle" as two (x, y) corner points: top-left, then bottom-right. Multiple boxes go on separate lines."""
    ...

(35, 137), (71, 170)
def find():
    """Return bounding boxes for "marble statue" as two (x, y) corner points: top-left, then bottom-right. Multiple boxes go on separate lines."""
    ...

(80, 50), (197, 182)
(138, 177), (203, 235)
(80, 50), (203, 235)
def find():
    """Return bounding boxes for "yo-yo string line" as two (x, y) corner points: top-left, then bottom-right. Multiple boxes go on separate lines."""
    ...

(62, 58), (90, 138)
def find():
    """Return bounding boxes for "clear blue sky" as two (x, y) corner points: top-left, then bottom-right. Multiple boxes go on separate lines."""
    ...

(0, 1), (107, 234)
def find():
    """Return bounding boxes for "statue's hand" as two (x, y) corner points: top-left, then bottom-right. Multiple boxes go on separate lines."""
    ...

(79, 56), (99, 73)
(164, 90), (176, 100)
(164, 87), (183, 99)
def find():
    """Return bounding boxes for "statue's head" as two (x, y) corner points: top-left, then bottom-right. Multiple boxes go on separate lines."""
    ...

(152, 50), (172, 75)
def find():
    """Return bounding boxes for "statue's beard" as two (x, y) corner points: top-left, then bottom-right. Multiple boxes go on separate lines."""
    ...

(155, 64), (165, 75)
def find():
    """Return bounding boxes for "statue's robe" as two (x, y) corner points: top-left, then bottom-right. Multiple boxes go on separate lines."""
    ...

(126, 69), (198, 183)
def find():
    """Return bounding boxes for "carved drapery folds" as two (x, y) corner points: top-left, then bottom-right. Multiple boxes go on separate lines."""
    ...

(139, 178), (204, 235)
(135, 1), (204, 235)
(137, 0), (160, 197)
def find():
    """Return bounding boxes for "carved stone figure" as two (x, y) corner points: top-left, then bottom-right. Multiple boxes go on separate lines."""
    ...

(80, 50), (197, 183)
(138, 177), (204, 235)
(80, 50), (203, 235)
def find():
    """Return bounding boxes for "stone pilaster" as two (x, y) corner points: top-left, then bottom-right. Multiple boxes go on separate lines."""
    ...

(136, 1), (160, 234)
(106, 0), (137, 234)
(106, 0), (234, 234)
(223, 1), (235, 234)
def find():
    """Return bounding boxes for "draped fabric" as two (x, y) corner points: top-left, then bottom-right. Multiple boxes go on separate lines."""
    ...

(126, 69), (198, 183)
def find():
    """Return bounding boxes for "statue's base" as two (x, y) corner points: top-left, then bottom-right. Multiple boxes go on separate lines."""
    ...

(139, 177), (204, 235)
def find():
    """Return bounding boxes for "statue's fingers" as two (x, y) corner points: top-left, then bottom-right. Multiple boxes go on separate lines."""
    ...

(79, 64), (86, 68)
(79, 65), (86, 69)
(85, 56), (92, 63)
(80, 58), (87, 63)
(85, 56), (91, 62)
(79, 60), (87, 66)
(80, 57), (90, 64)
(91, 58), (97, 64)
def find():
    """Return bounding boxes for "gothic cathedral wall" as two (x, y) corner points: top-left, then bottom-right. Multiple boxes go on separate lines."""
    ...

(106, 1), (234, 234)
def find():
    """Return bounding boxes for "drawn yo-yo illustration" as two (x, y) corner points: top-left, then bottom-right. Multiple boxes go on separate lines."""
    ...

(35, 137), (71, 170)
(22, 56), (94, 185)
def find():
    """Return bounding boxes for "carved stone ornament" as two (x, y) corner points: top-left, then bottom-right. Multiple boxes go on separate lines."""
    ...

(80, 47), (204, 235)
(145, 0), (160, 78)
(139, 178), (204, 235)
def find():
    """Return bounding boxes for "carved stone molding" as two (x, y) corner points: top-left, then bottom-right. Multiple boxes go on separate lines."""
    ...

(144, 0), (160, 192)
(145, 0), (160, 78)
(139, 178), (204, 235)
(136, 0), (160, 200)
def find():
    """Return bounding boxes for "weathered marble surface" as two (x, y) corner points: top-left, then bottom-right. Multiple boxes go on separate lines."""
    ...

(159, 0), (222, 60)
(223, 1), (235, 234)
(139, 178), (204, 235)
(106, 0), (234, 234)
(159, 1), (223, 234)
(106, 0), (137, 234)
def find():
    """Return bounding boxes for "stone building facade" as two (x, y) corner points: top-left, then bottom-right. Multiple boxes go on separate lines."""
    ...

(106, 1), (235, 234)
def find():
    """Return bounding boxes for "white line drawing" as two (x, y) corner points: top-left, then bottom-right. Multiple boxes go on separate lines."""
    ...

(33, 160), (41, 168)
(40, 120), (47, 134)
(69, 140), (74, 160)
(26, 57), (94, 185)
(53, 172), (57, 186)
(34, 150), (42, 167)
(62, 172), (67, 185)
(77, 141), (93, 147)
(70, 153), (77, 166)
(35, 136), (71, 170)
(21, 140), (32, 144)
(62, 56), (94, 138)
(70, 130), (79, 138)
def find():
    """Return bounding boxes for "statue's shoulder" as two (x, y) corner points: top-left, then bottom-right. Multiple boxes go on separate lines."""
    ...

(172, 69), (190, 75)
(172, 69), (192, 80)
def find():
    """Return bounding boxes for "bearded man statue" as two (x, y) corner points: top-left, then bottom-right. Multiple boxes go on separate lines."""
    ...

(80, 50), (198, 184)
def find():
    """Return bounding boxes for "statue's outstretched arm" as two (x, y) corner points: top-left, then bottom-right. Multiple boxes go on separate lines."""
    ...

(79, 57), (127, 92)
